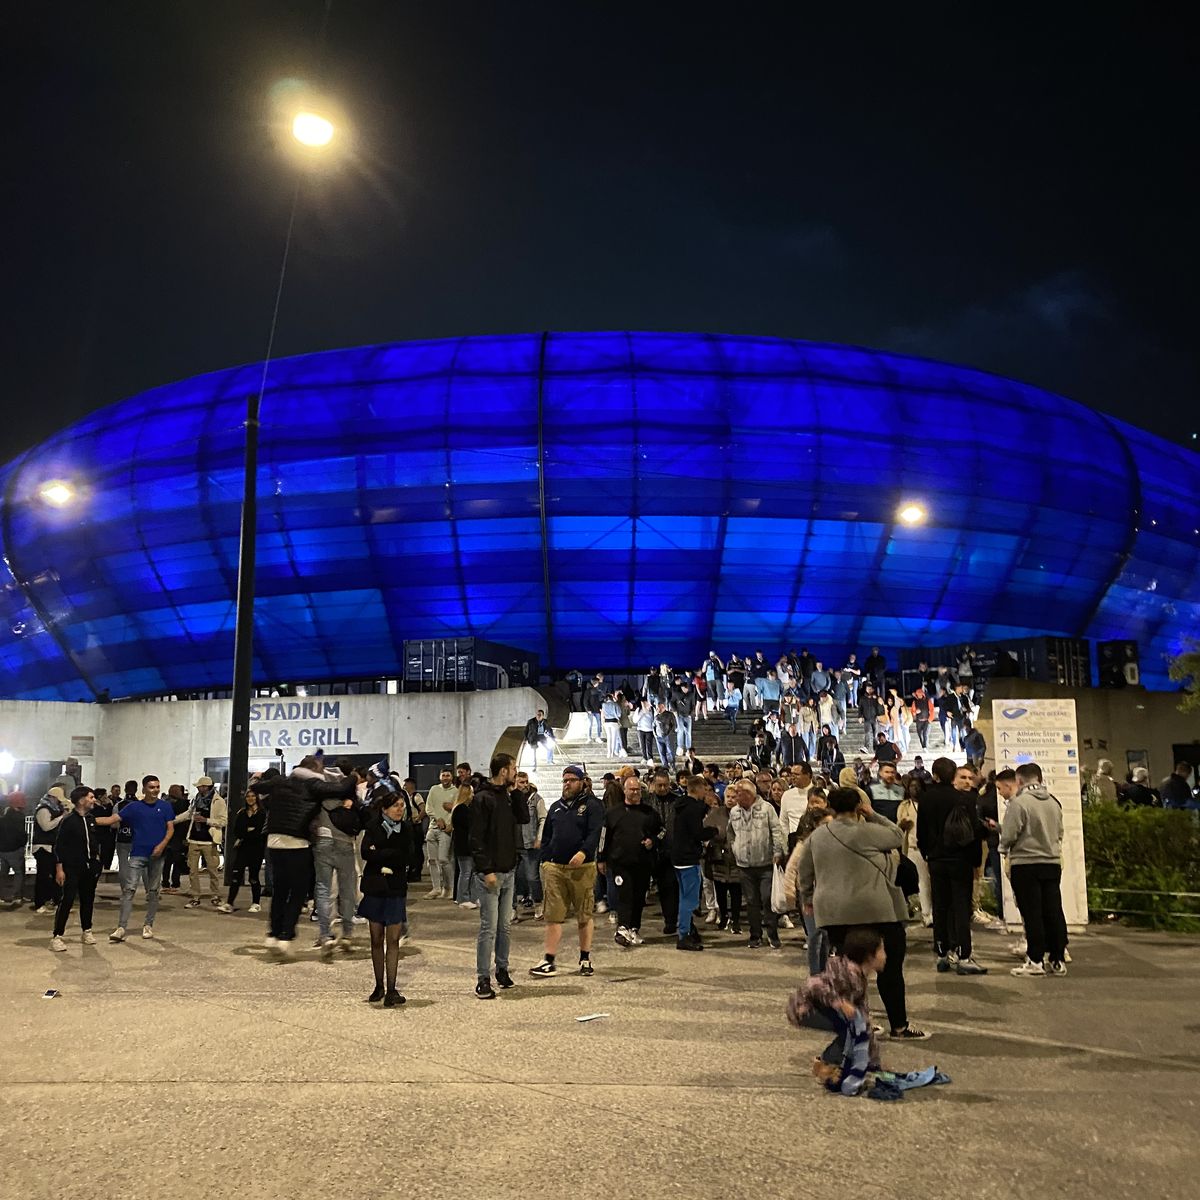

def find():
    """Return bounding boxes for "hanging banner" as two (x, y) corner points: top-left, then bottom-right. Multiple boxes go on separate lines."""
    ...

(991, 697), (1088, 930)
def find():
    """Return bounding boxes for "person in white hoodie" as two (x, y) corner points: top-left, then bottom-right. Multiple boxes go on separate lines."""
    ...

(1000, 762), (1067, 978)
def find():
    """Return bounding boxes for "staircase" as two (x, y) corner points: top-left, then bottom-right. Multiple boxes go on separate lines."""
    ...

(520, 709), (965, 795)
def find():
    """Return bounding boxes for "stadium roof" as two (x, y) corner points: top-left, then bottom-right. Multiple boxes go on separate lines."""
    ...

(2, 331), (1197, 699)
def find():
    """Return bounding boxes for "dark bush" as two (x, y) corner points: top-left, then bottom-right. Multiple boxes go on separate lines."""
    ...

(1084, 806), (1200, 932)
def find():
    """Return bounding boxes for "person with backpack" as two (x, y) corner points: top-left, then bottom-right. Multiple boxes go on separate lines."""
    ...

(916, 758), (988, 976)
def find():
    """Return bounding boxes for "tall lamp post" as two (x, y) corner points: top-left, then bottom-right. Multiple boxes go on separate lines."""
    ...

(226, 108), (338, 825)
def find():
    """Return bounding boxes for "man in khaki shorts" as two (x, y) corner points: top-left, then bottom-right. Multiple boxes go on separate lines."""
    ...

(529, 765), (605, 978)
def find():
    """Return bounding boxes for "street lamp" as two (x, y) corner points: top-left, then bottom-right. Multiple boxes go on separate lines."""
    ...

(226, 99), (341, 829)
(292, 111), (335, 147)
(38, 481), (75, 507)
(897, 501), (927, 526)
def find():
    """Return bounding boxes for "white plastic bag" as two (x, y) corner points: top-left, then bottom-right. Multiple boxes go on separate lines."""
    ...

(770, 864), (790, 914)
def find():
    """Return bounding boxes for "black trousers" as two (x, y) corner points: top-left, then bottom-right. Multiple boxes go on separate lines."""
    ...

(1010, 862), (1067, 964)
(53, 866), (98, 937)
(714, 880), (742, 926)
(652, 853), (679, 929)
(611, 861), (651, 931)
(162, 842), (185, 888)
(914, 720), (929, 749)
(268, 847), (312, 941)
(33, 848), (60, 909)
(638, 730), (656, 760)
(739, 864), (779, 941)
(825, 921), (908, 1034)
(228, 845), (265, 906)
(930, 858), (975, 958)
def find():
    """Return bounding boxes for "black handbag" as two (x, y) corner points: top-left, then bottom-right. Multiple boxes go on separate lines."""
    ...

(895, 852), (920, 898)
(327, 803), (363, 837)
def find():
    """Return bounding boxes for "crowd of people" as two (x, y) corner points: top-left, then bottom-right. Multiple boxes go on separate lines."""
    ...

(562, 646), (989, 772)
(0, 726), (1080, 1041)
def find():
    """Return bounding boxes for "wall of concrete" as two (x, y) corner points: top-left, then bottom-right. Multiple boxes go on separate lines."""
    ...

(977, 679), (1200, 784)
(0, 689), (545, 791)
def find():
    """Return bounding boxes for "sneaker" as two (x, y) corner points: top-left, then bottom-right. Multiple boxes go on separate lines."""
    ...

(495, 967), (516, 989)
(316, 936), (334, 957)
(745, 938), (764, 949)
(529, 958), (557, 977)
(628, 929), (645, 946)
(264, 935), (281, 953)
(955, 957), (988, 975)
(248, 903), (262, 913)
(185, 898), (201, 909)
(521, 898), (535, 909)
(676, 938), (703, 952)
(972, 909), (1000, 928)
(277, 939), (295, 959)
(729, 924), (743, 936)
(425, 888), (439, 899)
(935, 956), (951, 973)
(210, 896), (222, 907)
(1048, 961), (1068, 977)
(614, 928), (632, 948)
(1063, 948), (1072, 964)
(606, 912), (617, 924)
(109, 927), (126, 942)
(338, 937), (354, 954)
(33, 905), (49, 915)
(889, 1024), (930, 1040)
(779, 915), (795, 929)
(219, 903), (234, 913)
(595, 900), (609, 914)
(439, 888), (452, 900)
(458, 900), (479, 910)
(81, 930), (96, 945)
(353, 914), (367, 924)
(663, 924), (677, 936)
(384, 990), (406, 1007)
(704, 908), (719, 925)
(1011, 958), (1046, 978)
(366, 985), (385, 1003)
(141, 925), (154, 939)
(50, 935), (67, 952)
(767, 935), (783, 950)
(579, 958), (595, 976)
(1009, 940), (1028, 959)
(475, 976), (497, 1000)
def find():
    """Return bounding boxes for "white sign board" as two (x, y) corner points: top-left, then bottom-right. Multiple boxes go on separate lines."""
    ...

(991, 698), (1088, 930)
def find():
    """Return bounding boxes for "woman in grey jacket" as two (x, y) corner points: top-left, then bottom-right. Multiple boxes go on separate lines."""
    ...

(797, 786), (927, 1041)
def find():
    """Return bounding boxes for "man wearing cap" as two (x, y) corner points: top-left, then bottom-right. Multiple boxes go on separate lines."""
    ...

(184, 777), (228, 908)
(529, 766), (604, 977)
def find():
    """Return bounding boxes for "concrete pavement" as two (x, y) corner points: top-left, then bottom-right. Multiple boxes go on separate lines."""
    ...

(2, 877), (1198, 1200)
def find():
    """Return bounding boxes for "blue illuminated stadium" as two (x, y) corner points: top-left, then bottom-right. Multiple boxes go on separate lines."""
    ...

(1, 332), (1197, 700)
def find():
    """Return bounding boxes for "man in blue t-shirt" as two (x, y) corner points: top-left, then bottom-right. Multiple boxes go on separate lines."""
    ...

(110, 775), (178, 943)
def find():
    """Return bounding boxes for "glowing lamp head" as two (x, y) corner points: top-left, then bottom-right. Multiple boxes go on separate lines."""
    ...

(897, 501), (927, 526)
(292, 112), (335, 147)
(0, 750), (14, 775)
(39, 481), (75, 507)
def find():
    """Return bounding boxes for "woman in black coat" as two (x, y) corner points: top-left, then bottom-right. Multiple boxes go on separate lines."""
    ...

(359, 790), (413, 1008)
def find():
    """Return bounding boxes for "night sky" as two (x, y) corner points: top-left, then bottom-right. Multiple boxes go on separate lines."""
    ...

(4, 3), (1196, 461)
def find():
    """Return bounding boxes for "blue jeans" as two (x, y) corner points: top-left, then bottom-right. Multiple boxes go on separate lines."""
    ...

(587, 711), (602, 739)
(726, 705), (738, 730)
(531, 738), (555, 764)
(517, 848), (543, 903)
(118, 854), (164, 929)
(803, 909), (829, 976)
(804, 730), (818, 759)
(476, 868), (516, 976)
(675, 864), (702, 942)
(676, 714), (693, 752)
(314, 838), (358, 939)
(656, 735), (676, 768)
(456, 855), (479, 903)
